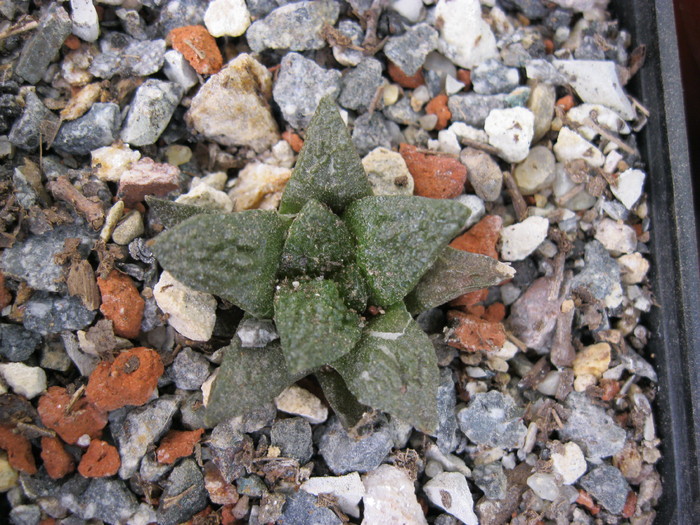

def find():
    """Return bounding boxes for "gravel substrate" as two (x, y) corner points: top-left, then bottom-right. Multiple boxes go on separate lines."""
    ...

(0, 0), (663, 524)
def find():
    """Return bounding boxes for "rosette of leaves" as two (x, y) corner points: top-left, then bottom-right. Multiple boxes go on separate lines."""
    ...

(150, 97), (514, 433)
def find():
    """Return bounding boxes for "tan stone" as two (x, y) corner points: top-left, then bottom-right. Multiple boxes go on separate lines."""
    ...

(573, 342), (611, 378)
(229, 162), (291, 211)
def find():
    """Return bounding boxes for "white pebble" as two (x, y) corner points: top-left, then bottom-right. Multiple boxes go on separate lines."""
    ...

(455, 194), (486, 231)
(301, 472), (364, 518)
(91, 143), (141, 183)
(424, 472), (478, 525)
(362, 147), (414, 196)
(204, 0), (251, 37)
(526, 472), (560, 501)
(70, 0), (99, 42)
(163, 50), (199, 91)
(437, 129), (461, 155)
(435, 0), (498, 69)
(553, 127), (605, 167)
(500, 216), (549, 261)
(390, 0), (424, 22)
(176, 184), (234, 212)
(449, 122), (489, 145)
(618, 252), (650, 284)
(0, 363), (46, 399)
(363, 465), (427, 525)
(484, 107), (535, 163)
(610, 168), (645, 210)
(594, 218), (637, 255)
(566, 103), (630, 140)
(274, 385), (328, 424)
(513, 145), (556, 195)
(445, 75), (465, 95)
(551, 442), (587, 484)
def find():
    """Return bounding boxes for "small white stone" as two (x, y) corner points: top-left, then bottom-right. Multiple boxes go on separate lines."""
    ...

(0, 363), (46, 399)
(500, 216), (549, 261)
(363, 464), (427, 525)
(553, 163), (597, 211)
(604, 149), (624, 173)
(201, 370), (217, 406)
(424, 444), (471, 476)
(618, 252), (650, 284)
(551, 442), (587, 484)
(449, 122), (489, 145)
(445, 75), (465, 95)
(573, 373), (598, 392)
(435, 0), (498, 69)
(553, 60), (635, 120)
(390, 0), (424, 22)
(526, 473), (560, 501)
(301, 472), (365, 518)
(536, 371), (562, 396)
(594, 218), (637, 255)
(610, 168), (645, 210)
(70, 0), (99, 42)
(274, 385), (328, 424)
(204, 0), (251, 37)
(553, 127), (605, 167)
(566, 103), (630, 140)
(176, 184), (234, 212)
(91, 143), (141, 183)
(163, 50), (199, 91)
(455, 194), (486, 231)
(437, 129), (461, 156)
(111, 210), (144, 245)
(424, 472), (478, 525)
(362, 147), (414, 196)
(153, 271), (217, 342)
(513, 145), (556, 195)
(484, 107), (535, 163)
(383, 84), (400, 106)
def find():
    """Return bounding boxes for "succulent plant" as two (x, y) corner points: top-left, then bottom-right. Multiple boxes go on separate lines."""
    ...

(150, 97), (514, 433)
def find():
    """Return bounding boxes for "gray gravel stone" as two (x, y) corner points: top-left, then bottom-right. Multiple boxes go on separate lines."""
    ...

(338, 58), (384, 112)
(472, 59), (521, 95)
(0, 324), (41, 362)
(208, 422), (250, 481)
(473, 462), (507, 500)
(90, 36), (166, 79)
(279, 490), (343, 525)
(272, 53), (341, 130)
(15, 5), (72, 84)
(236, 317), (278, 348)
(53, 103), (121, 155)
(437, 367), (459, 454)
(559, 392), (626, 460)
(23, 293), (97, 335)
(157, 0), (208, 36)
(246, 0), (339, 53)
(384, 23), (438, 76)
(180, 391), (207, 429)
(110, 395), (180, 479)
(271, 417), (313, 464)
(448, 93), (508, 128)
(579, 465), (631, 515)
(352, 112), (393, 157)
(460, 147), (503, 202)
(332, 19), (365, 67)
(9, 504), (40, 525)
(569, 240), (622, 307)
(236, 474), (267, 497)
(157, 458), (208, 525)
(318, 416), (393, 475)
(79, 478), (139, 524)
(383, 97), (423, 126)
(247, 0), (292, 17)
(168, 347), (211, 390)
(457, 391), (527, 449)
(121, 79), (183, 146)
(8, 91), (59, 151)
(139, 452), (173, 482)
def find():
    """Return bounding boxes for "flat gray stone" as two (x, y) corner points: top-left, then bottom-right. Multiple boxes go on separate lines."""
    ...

(121, 79), (183, 146)
(472, 59), (521, 95)
(89, 35), (166, 79)
(338, 58), (384, 112)
(168, 347), (211, 390)
(271, 417), (313, 464)
(8, 91), (59, 151)
(78, 478), (139, 524)
(15, 5), (72, 84)
(280, 491), (343, 525)
(0, 324), (42, 362)
(384, 23), (438, 76)
(457, 391), (527, 449)
(318, 416), (393, 475)
(157, 458), (208, 525)
(437, 367), (459, 454)
(579, 465), (631, 515)
(53, 103), (121, 155)
(448, 93), (508, 128)
(352, 112), (393, 157)
(23, 293), (96, 335)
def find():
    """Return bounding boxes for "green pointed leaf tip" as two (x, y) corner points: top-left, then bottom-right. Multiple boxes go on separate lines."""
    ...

(151, 210), (287, 318)
(333, 303), (440, 433)
(278, 96), (373, 214)
(344, 196), (469, 307)
(205, 339), (294, 426)
(405, 247), (516, 314)
(332, 262), (369, 312)
(274, 279), (362, 375)
(279, 199), (354, 277)
(146, 196), (215, 228)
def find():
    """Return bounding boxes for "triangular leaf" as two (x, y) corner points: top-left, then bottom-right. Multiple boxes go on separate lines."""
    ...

(274, 279), (362, 375)
(344, 196), (469, 307)
(333, 303), (440, 433)
(331, 262), (369, 313)
(278, 96), (373, 214)
(205, 339), (295, 426)
(316, 368), (369, 431)
(151, 211), (287, 318)
(146, 196), (215, 229)
(405, 247), (516, 314)
(279, 199), (354, 277)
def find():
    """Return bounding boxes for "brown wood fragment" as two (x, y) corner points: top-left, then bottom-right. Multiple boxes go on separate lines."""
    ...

(48, 176), (104, 230)
(503, 170), (528, 222)
(67, 258), (101, 310)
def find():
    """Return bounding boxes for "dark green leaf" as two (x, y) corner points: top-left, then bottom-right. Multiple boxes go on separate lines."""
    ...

(316, 368), (369, 430)
(343, 195), (469, 307)
(278, 96), (372, 214)
(151, 211), (287, 318)
(279, 199), (354, 277)
(146, 196), (215, 228)
(274, 279), (362, 376)
(405, 247), (516, 314)
(204, 339), (295, 426)
(331, 262), (369, 312)
(333, 303), (440, 433)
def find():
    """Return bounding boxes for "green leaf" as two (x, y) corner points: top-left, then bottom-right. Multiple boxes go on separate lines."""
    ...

(333, 303), (440, 433)
(344, 195), (469, 307)
(274, 279), (362, 376)
(316, 368), (369, 431)
(146, 196), (215, 228)
(204, 339), (295, 426)
(279, 199), (354, 277)
(331, 263), (369, 312)
(405, 247), (516, 314)
(151, 211), (287, 318)
(278, 96), (373, 214)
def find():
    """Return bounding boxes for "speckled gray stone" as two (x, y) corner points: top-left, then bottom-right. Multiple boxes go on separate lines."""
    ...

(8, 91), (59, 151)
(457, 391), (527, 449)
(0, 324), (41, 362)
(139, 452), (174, 482)
(338, 58), (384, 112)
(437, 367), (459, 454)
(352, 112), (393, 157)
(9, 504), (40, 525)
(579, 465), (631, 515)
(384, 23), (438, 76)
(180, 391), (207, 430)
(53, 103), (121, 155)
(15, 5), (72, 84)
(157, 459), (208, 525)
(157, 0), (208, 36)
(271, 417), (313, 464)
(78, 478), (139, 524)
(22, 293), (97, 335)
(168, 347), (211, 390)
(448, 93), (508, 128)
(318, 416), (393, 475)
(120, 79), (183, 146)
(569, 240), (622, 306)
(279, 490), (343, 525)
(473, 462), (507, 500)
(472, 59), (521, 95)
(383, 97), (423, 126)
(89, 36), (166, 79)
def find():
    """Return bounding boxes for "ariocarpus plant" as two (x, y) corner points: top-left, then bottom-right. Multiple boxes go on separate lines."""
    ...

(150, 97), (513, 433)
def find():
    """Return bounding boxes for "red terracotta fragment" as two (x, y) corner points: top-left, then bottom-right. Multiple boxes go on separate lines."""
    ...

(86, 347), (164, 411)
(0, 424), (37, 474)
(456, 69), (471, 90)
(446, 310), (506, 352)
(576, 489), (601, 515)
(450, 215), (503, 259)
(425, 94), (451, 130)
(38, 386), (108, 445)
(169, 25), (223, 75)
(156, 428), (204, 464)
(556, 94), (575, 111)
(117, 158), (180, 206)
(449, 288), (488, 309)
(97, 270), (144, 339)
(621, 491), (638, 519)
(78, 439), (120, 478)
(387, 61), (425, 88)
(40, 436), (75, 479)
(282, 130), (304, 153)
(399, 143), (466, 199)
